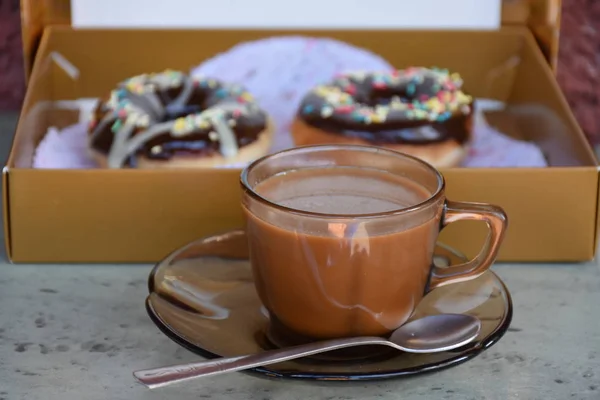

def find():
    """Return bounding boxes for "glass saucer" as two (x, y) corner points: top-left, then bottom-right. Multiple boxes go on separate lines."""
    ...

(146, 230), (512, 381)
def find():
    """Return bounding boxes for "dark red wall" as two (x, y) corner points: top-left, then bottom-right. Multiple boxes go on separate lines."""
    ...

(0, 0), (25, 113)
(556, 0), (599, 145)
(0, 1), (598, 143)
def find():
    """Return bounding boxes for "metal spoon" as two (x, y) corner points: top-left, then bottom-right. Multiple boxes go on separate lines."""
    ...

(133, 314), (480, 389)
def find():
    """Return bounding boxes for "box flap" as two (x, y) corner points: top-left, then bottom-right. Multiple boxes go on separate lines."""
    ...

(20, 0), (71, 82)
(21, 0), (562, 79)
(2, 166), (12, 262)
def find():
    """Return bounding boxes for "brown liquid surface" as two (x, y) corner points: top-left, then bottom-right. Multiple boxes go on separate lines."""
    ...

(261, 167), (428, 215)
(246, 167), (442, 339)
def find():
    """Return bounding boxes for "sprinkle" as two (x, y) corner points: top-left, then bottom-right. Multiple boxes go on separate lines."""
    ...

(321, 107), (334, 118)
(314, 86), (329, 96)
(435, 112), (450, 122)
(373, 81), (387, 89)
(215, 88), (228, 98)
(370, 113), (385, 123)
(427, 100), (445, 114)
(186, 118), (195, 129)
(233, 109), (242, 118)
(240, 92), (254, 102)
(229, 85), (243, 95)
(136, 114), (149, 127)
(173, 118), (187, 133)
(336, 105), (354, 114)
(345, 84), (357, 95)
(228, 119), (237, 127)
(406, 83), (416, 96)
(303, 105), (315, 115)
(351, 112), (365, 122)
(111, 119), (122, 133)
(150, 145), (162, 155)
(126, 113), (139, 125)
(414, 109), (428, 119)
(208, 131), (219, 141)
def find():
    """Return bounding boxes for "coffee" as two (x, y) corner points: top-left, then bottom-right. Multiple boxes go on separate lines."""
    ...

(241, 145), (506, 341)
(245, 166), (441, 339)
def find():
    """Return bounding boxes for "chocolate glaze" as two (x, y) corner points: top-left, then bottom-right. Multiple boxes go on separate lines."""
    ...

(303, 107), (473, 145)
(298, 68), (474, 145)
(89, 70), (268, 168)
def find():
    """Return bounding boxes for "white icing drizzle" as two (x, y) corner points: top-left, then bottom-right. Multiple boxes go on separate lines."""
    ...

(170, 78), (195, 109)
(106, 105), (244, 168)
(202, 103), (242, 158)
(91, 71), (261, 168)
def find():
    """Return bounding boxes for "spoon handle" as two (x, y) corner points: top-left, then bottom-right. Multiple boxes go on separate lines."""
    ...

(133, 336), (386, 389)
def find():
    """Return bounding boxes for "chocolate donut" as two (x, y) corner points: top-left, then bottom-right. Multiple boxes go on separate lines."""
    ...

(291, 67), (474, 167)
(88, 70), (273, 169)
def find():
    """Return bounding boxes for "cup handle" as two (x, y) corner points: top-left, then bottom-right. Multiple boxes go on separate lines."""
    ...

(429, 200), (508, 290)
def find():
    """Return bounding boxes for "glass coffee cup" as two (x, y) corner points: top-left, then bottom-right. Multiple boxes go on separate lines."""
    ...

(241, 145), (507, 340)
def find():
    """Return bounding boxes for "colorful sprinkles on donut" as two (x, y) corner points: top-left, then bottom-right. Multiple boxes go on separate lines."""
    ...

(299, 67), (473, 127)
(88, 69), (269, 168)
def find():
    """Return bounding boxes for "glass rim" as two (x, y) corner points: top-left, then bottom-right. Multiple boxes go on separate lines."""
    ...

(240, 144), (446, 219)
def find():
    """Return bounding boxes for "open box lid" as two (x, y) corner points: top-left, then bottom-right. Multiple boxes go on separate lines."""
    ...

(20, 0), (562, 81)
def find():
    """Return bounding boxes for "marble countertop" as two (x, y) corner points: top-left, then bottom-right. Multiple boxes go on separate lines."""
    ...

(1, 252), (599, 400)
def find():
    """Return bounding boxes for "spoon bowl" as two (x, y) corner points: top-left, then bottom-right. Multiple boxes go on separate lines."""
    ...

(133, 313), (480, 389)
(390, 313), (481, 353)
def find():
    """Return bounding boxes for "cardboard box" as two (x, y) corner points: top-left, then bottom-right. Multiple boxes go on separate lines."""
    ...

(6, 1), (599, 263)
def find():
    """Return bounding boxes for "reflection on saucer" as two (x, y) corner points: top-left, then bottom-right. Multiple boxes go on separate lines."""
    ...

(425, 274), (496, 315)
(260, 305), (269, 319)
(159, 277), (231, 320)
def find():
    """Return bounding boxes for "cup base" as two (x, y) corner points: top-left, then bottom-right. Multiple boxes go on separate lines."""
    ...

(261, 314), (397, 364)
